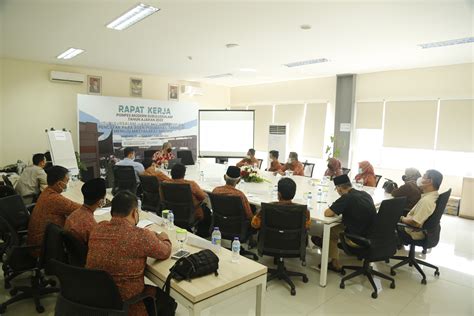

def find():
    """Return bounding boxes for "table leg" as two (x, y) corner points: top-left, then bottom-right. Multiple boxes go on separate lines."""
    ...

(320, 223), (331, 287)
(256, 277), (266, 316)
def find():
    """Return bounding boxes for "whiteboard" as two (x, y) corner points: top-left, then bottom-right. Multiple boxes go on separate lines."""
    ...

(46, 130), (79, 176)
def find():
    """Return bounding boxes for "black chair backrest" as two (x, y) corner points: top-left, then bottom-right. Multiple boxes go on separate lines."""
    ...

(177, 150), (195, 165)
(421, 189), (451, 248)
(303, 162), (315, 178)
(375, 175), (382, 187)
(0, 215), (20, 249)
(40, 223), (67, 274)
(160, 182), (195, 228)
(144, 150), (156, 160)
(342, 167), (351, 175)
(257, 159), (263, 169)
(257, 203), (307, 261)
(0, 185), (17, 198)
(112, 166), (137, 195)
(51, 259), (124, 311)
(208, 193), (249, 241)
(0, 194), (30, 231)
(139, 175), (161, 213)
(61, 230), (88, 267)
(2, 175), (14, 188)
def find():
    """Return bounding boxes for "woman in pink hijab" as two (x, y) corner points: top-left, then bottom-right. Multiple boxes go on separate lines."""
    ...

(354, 161), (376, 187)
(324, 158), (343, 179)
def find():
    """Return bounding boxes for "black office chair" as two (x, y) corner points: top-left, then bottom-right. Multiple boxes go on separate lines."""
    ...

(215, 157), (228, 164)
(257, 159), (263, 169)
(51, 259), (156, 316)
(2, 175), (14, 189)
(139, 175), (162, 213)
(160, 182), (197, 231)
(0, 185), (17, 198)
(375, 175), (382, 187)
(342, 168), (351, 175)
(208, 193), (257, 261)
(303, 162), (315, 178)
(0, 223), (62, 313)
(61, 230), (88, 267)
(257, 203), (308, 296)
(390, 189), (451, 284)
(177, 150), (195, 165)
(112, 166), (138, 195)
(338, 197), (406, 299)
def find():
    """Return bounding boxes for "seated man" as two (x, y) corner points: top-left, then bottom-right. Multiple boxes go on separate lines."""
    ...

(15, 153), (48, 202)
(312, 174), (376, 271)
(389, 167), (422, 210)
(164, 163), (210, 236)
(87, 191), (171, 316)
(267, 150), (282, 172)
(280, 152), (304, 176)
(251, 177), (311, 230)
(212, 166), (254, 220)
(64, 178), (106, 244)
(27, 166), (81, 256)
(141, 159), (170, 182)
(236, 148), (259, 168)
(400, 169), (443, 240)
(116, 147), (144, 183)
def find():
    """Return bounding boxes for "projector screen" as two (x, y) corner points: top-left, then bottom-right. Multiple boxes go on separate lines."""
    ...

(199, 110), (254, 157)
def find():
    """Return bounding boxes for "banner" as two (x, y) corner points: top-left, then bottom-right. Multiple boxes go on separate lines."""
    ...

(77, 94), (197, 177)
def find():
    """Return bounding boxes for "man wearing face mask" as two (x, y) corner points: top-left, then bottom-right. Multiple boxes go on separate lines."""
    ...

(236, 148), (259, 168)
(279, 152), (305, 176)
(27, 166), (81, 256)
(87, 190), (172, 316)
(311, 174), (376, 271)
(399, 169), (443, 240)
(64, 178), (107, 244)
(390, 168), (422, 211)
(116, 147), (145, 183)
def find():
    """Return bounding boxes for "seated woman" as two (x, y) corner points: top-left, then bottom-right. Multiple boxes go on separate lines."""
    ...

(324, 157), (343, 180)
(354, 160), (376, 187)
(152, 142), (174, 166)
(279, 152), (304, 176)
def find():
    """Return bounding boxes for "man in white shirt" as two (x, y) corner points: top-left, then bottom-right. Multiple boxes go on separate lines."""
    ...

(115, 147), (144, 182)
(15, 153), (48, 202)
(400, 169), (443, 240)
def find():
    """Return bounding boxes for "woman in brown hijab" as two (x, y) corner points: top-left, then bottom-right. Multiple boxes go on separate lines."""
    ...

(324, 158), (343, 179)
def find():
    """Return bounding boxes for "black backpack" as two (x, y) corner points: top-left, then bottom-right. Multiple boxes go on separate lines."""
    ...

(168, 249), (219, 282)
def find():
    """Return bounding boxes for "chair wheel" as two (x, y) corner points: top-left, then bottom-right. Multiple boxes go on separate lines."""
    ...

(422, 249), (427, 254)
(421, 279), (427, 285)
(434, 271), (440, 277)
(339, 282), (345, 289)
(385, 259), (389, 263)
(340, 269), (346, 276)
(390, 282), (395, 289)
(371, 292), (378, 299)
(302, 261), (306, 267)
(408, 263), (413, 267)
(9, 288), (18, 296)
(290, 288), (296, 296)
(390, 270), (396, 276)
(0, 304), (6, 313)
(302, 275), (308, 283)
(36, 305), (45, 313)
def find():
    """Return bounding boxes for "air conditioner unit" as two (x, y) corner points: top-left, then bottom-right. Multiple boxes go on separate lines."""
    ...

(180, 85), (203, 96)
(268, 124), (288, 164)
(50, 71), (85, 84)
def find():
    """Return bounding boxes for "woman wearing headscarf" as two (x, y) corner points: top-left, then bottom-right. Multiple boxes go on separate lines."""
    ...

(152, 142), (175, 166)
(391, 168), (422, 210)
(354, 161), (376, 187)
(324, 158), (343, 180)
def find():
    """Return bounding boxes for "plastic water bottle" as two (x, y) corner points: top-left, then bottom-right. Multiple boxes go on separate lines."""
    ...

(167, 211), (175, 230)
(307, 191), (313, 210)
(272, 185), (278, 200)
(211, 227), (222, 253)
(200, 171), (205, 182)
(317, 188), (323, 203)
(232, 237), (241, 263)
(137, 199), (142, 211)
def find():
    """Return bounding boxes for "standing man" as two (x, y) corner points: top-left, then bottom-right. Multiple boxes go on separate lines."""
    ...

(116, 147), (144, 182)
(15, 153), (48, 203)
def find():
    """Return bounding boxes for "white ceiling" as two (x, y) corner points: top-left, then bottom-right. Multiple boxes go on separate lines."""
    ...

(1, 0), (473, 86)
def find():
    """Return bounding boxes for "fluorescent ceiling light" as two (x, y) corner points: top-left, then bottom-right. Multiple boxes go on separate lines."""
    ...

(419, 37), (474, 49)
(205, 73), (233, 79)
(106, 3), (160, 31)
(284, 58), (329, 68)
(56, 48), (85, 60)
(239, 68), (257, 72)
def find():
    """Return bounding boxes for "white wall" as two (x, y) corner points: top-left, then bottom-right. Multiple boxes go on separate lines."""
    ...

(0, 58), (230, 165)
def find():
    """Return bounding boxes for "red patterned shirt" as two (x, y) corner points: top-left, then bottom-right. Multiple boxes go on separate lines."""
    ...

(86, 217), (172, 316)
(64, 205), (97, 244)
(152, 151), (175, 166)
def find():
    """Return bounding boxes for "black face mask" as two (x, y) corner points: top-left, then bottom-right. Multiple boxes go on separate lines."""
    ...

(402, 175), (407, 182)
(167, 148), (172, 153)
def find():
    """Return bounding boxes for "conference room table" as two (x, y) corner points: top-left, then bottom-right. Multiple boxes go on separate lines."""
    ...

(178, 160), (391, 287)
(63, 181), (268, 316)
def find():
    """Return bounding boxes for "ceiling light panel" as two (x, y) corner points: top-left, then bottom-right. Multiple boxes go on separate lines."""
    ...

(419, 37), (474, 49)
(56, 48), (85, 59)
(205, 73), (233, 79)
(283, 58), (329, 68)
(106, 3), (160, 31)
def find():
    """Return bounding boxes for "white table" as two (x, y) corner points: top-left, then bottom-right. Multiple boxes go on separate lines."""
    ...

(178, 161), (391, 287)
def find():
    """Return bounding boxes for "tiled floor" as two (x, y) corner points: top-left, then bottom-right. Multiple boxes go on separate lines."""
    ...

(1, 215), (473, 315)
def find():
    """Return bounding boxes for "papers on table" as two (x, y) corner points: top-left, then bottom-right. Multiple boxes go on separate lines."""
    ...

(187, 234), (213, 250)
(137, 219), (154, 228)
(146, 212), (163, 225)
(94, 207), (111, 216)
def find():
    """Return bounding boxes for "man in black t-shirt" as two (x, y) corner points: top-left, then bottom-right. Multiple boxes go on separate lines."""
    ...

(312, 174), (376, 271)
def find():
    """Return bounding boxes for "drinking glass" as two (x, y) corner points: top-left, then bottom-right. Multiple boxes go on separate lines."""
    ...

(161, 210), (169, 227)
(176, 228), (187, 250)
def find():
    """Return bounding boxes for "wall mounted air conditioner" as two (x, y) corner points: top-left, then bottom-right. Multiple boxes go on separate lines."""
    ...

(50, 71), (85, 84)
(180, 85), (203, 96)
(268, 124), (288, 163)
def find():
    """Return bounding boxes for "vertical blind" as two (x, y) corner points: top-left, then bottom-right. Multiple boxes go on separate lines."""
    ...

(274, 104), (305, 153)
(302, 103), (327, 158)
(436, 99), (474, 152)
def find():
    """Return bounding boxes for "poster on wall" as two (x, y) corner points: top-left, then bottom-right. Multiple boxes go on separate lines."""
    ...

(77, 94), (197, 179)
